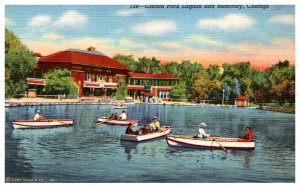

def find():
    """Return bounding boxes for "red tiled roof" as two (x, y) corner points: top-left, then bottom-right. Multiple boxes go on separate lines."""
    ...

(156, 86), (172, 91)
(235, 96), (248, 100)
(38, 49), (129, 70)
(127, 85), (144, 90)
(129, 72), (179, 80)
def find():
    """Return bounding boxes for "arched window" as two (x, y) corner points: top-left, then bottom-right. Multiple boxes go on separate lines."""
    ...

(85, 73), (91, 81)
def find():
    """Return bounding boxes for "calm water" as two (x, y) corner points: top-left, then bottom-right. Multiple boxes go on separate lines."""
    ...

(5, 104), (295, 183)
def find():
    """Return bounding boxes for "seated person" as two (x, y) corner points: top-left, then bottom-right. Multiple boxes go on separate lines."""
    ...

(140, 124), (149, 134)
(34, 110), (44, 121)
(194, 123), (210, 139)
(149, 116), (160, 132)
(239, 127), (253, 142)
(109, 113), (118, 120)
(118, 111), (127, 120)
(125, 123), (139, 135)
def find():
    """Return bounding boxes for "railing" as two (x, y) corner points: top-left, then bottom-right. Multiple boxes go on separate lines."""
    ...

(83, 81), (119, 88)
(36, 95), (60, 99)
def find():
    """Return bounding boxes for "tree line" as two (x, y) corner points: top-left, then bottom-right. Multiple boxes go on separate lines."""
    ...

(5, 29), (295, 105)
(113, 54), (295, 104)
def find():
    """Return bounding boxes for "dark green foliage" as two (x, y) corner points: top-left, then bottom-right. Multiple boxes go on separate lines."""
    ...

(136, 56), (162, 74)
(113, 54), (137, 71)
(170, 81), (187, 100)
(163, 60), (204, 96)
(5, 29), (36, 98)
(115, 78), (128, 100)
(43, 69), (78, 95)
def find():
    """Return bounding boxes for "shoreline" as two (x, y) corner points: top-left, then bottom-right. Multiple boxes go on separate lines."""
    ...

(5, 98), (295, 114)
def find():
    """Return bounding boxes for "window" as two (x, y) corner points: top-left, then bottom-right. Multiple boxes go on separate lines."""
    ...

(158, 91), (170, 98)
(85, 73), (91, 81)
(141, 80), (151, 86)
(158, 80), (170, 86)
(108, 76), (113, 82)
(96, 74), (104, 82)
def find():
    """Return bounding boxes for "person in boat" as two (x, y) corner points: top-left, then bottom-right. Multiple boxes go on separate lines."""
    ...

(194, 123), (210, 139)
(239, 127), (253, 142)
(118, 110), (127, 120)
(109, 113), (118, 120)
(125, 123), (139, 135)
(140, 124), (149, 134)
(149, 116), (161, 132)
(34, 110), (44, 121)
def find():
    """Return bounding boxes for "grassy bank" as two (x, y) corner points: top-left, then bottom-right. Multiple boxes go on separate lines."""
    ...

(260, 103), (295, 114)
(266, 106), (295, 114)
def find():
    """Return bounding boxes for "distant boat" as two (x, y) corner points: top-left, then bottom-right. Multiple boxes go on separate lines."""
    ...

(96, 117), (139, 126)
(12, 119), (74, 129)
(120, 126), (171, 142)
(112, 104), (128, 109)
(166, 135), (255, 150)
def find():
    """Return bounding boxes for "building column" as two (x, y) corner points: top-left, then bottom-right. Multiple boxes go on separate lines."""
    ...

(78, 81), (83, 97)
(91, 88), (95, 97)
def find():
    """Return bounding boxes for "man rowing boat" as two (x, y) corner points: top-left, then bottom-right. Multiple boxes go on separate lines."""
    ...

(118, 110), (127, 120)
(194, 122), (210, 139)
(125, 123), (139, 135)
(34, 110), (45, 121)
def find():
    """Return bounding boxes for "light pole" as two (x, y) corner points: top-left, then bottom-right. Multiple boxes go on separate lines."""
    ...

(222, 89), (225, 106)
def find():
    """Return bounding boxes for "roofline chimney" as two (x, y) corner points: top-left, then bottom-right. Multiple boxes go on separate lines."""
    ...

(87, 47), (96, 51)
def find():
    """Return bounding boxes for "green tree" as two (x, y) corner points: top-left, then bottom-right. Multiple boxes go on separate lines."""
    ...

(5, 29), (36, 98)
(115, 78), (128, 100)
(163, 61), (181, 76)
(170, 81), (187, 100)
(207, 64), (221, 80)
(43, 69), (77, 95)
(177, 61), (205, 97)
(191, 72), (221, 100)
(265, 60), (295, 104)
(113, 54), (137, 71)
(136, 56), (162, 73)
(250, 69), (267, 103)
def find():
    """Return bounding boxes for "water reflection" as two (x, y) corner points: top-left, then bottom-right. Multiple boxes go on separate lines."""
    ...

(230, 150), (254, 169)
(120, 140), (138, 161)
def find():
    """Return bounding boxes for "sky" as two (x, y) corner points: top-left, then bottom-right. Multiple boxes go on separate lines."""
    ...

(5, 5), (295, 69)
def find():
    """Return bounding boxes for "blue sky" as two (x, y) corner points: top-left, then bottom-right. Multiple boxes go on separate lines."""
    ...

(5, 5), (295, 69)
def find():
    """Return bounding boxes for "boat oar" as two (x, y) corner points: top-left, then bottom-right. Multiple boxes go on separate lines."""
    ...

(95, 121), (106, 126)
(213, 139), (227, 153)
(95, 118), (112, 126)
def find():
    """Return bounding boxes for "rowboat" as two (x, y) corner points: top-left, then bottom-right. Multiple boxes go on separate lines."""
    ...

(12, 119), (74, 129)
(166, 135), (255, 150)
(120, 126), (171, 142)
(112, 105), (127, 109)
(97, 117), (139, 126)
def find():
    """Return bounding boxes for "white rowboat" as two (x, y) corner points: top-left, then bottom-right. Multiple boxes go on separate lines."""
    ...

(166, 135), (255, 150)
(112, 105), (127, 109)
(97, 117), (139, 126)
(12, 119), (74, 129)
(120, 126), (171, 142)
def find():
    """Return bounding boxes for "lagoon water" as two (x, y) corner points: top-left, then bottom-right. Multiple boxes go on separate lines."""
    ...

(5, 104), (295, 182)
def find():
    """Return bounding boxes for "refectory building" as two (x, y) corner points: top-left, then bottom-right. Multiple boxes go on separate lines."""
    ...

(27, 47), (179, 100)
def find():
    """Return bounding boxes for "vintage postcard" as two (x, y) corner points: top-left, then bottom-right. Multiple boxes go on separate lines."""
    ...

(4, 2), (295, 184)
